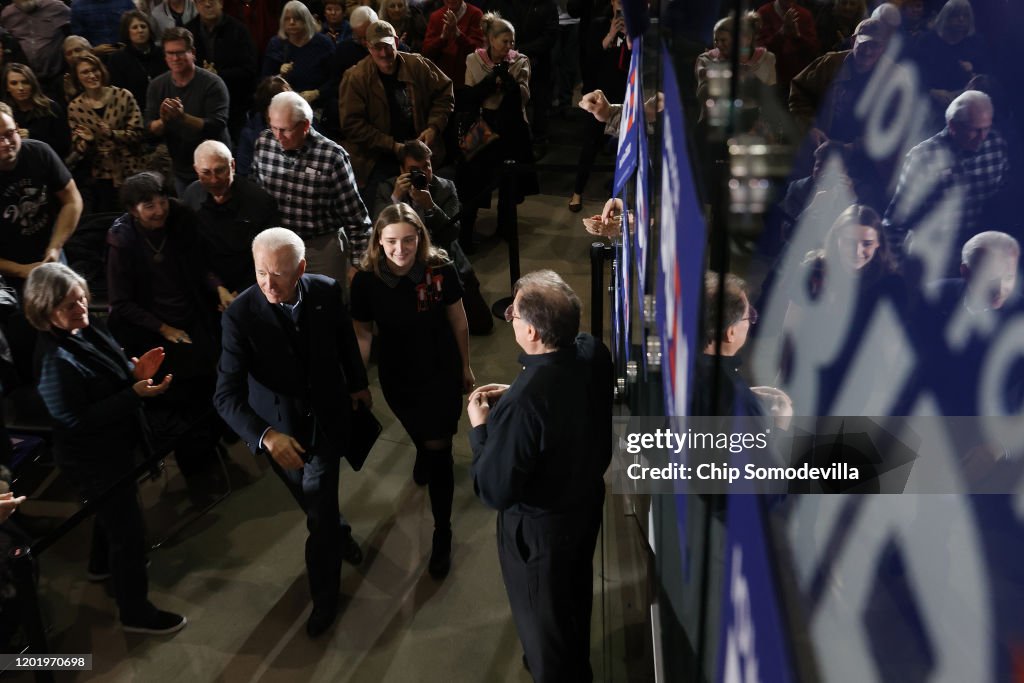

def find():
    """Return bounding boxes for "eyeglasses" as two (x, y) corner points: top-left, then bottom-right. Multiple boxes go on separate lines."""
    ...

(503, 304), (519, 322)
(270, 121), (303, 136)
(741, 305), (758, 325)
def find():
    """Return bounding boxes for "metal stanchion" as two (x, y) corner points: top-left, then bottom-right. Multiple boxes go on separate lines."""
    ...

(490, 159), (521, 319)
(590, 241), (614, 337)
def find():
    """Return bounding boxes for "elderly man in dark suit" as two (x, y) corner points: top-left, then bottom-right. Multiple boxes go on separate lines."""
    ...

(214, 226), (371, 638)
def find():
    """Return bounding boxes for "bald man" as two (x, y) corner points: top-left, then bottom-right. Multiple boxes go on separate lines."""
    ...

(182, 139), (278, 310)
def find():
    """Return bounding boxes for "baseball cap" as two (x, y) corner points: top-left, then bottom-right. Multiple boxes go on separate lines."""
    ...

(367, 20), (398, 48)
(853, 17), (886, 44)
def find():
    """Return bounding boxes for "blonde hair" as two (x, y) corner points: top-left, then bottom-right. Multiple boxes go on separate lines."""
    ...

(361, 203), (448, 276)
(480, 11), (514, 41)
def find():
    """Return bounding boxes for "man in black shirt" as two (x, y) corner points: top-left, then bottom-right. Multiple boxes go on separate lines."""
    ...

(182, 140), (278, 309)
(468, 269), (613, 682)
(0, 102), (83, 289)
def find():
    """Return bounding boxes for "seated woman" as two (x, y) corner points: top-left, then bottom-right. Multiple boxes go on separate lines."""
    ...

(107, 10), (168, 112)
(351, 203), (474, 579)
(106, 172), (224, 501)
(235, 74), (292, 177)
(262, 1), (339, 127)
(25, 262), (186, 635)
(67, 52), (146, 212)
(2, 63), (70, 160)
(380, 0), (427, 53)
(459, 12), (539, 247)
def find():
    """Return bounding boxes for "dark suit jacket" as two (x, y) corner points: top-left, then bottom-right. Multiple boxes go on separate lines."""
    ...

(214, 274), (369, 460)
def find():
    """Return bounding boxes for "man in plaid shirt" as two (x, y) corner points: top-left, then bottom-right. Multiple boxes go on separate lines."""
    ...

(883, 90), (1008, 276)
(253, 91), (371, 284)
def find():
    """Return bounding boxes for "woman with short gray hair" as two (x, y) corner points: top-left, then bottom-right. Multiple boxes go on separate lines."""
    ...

(262, 0), (338, 119)
(25, 262), (186, 636)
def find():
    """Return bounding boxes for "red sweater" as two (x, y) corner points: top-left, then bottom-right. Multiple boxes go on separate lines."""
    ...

(756, 2), (820, 91)
(422, 3), (484, 86)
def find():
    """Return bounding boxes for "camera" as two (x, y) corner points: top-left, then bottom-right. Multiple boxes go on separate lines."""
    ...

(409, 168), (428, 191)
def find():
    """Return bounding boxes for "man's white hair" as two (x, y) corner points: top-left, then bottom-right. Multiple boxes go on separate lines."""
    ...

(962, 230), (1020, 268)
(268, 90), (313, 124)
(253, 227), (306, 267)
(946, 89), (992, 125)
(350, 6), (378, 28)
(193, 139), (232, 164)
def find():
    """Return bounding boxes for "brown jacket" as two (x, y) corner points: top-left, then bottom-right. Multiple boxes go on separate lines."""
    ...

(339, 51), (454, 185)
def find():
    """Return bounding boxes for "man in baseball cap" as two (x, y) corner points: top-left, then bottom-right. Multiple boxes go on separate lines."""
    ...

(339, 19), (454, 186)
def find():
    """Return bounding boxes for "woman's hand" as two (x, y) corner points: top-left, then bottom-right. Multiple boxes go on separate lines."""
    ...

(158, 323), (192, 344)
(216, 286), (238, 312)
(299, 89), (319, 103)
(462, 366), (476, 394)
(279, 61), (294, 76)
(131, 347), (165, 381)
(0, 491), (27, 523)
(603, 16), (625, 48)
(133, 373), (173, 398)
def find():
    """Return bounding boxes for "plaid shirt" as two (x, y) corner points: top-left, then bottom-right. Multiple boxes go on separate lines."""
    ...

(252, 128), (371, 264)
(883, 128), (1009, 263)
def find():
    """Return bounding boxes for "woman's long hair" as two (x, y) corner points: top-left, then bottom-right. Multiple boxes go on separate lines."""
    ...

(2, 63), (55, 119)
(361, 203), (448, 277)
(278, 0), (319, 43)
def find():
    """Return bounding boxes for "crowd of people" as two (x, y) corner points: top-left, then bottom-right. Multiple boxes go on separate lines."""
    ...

(693, 0), (1019, 427)
(0, 0), (1017, 679)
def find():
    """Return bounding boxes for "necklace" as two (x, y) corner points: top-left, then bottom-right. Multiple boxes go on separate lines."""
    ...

(142, 233), (168, 263)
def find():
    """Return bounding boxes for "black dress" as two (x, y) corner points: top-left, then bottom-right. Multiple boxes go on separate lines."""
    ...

(350, 260), (464, 440)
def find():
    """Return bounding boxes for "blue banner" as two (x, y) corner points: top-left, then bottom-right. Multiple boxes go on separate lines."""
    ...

(613, 35), (641, 197)
(717, 495), (799, 683)
(657, 45), (705, 419)
(635, 89), (650, 328)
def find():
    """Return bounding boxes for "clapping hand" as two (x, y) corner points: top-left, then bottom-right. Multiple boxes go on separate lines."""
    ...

(131, 347), (166, 381)
(441, 9), (458, 39)
(280, 61), (294, 76)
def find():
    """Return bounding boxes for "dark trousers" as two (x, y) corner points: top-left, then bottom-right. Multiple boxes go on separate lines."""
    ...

(266, 451), (347, 608)
(497, 494), (603, 683)
(66, 462), (151, 621)
(573, 116), (611, 196)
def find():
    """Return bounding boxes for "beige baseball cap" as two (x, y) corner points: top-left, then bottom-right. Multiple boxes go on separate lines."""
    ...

(367, 20), (398, 48)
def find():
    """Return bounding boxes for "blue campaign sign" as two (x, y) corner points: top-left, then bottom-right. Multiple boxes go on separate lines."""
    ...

(635, 96), (649, 326)
(613, 35), (641, 197)
(657, 45), (706, 418)
(618, 196), (632, 365)
(717, 495), (798, 683)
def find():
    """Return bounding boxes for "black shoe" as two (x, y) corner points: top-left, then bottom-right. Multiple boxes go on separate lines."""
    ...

(306, 603), (337, 638)
(121, 609), (187, 635)
(428, 528), (452, 579)
(412, 452), (429, 486)
(89, 557), (150, 582)
(341, 531), (363, 565)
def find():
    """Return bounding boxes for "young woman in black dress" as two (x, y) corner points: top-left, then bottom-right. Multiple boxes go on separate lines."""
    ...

(351, 203), (474, 579)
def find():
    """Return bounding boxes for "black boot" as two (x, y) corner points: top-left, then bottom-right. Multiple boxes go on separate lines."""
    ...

(426, 450), (454, 578)
(429, 527), (452, 579)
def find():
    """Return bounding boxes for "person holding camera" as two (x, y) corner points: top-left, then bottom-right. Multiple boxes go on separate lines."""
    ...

(458, 12), (539, 248)
(339, 20), (454, 189)
(373, 140), (492, 334)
